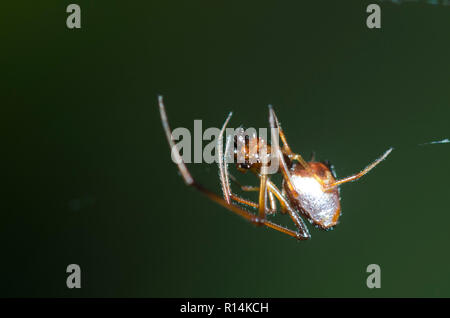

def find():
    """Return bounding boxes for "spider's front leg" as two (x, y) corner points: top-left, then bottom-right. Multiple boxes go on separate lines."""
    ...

(218, 117), (260, 209)
(159, 96), (259, 223)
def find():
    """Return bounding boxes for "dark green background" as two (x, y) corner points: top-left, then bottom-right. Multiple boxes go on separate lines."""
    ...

(2, 1), (449, 297)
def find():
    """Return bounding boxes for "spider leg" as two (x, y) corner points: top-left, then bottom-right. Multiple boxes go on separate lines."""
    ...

(268, 106), (327, 188)
(217, 112), (233, 204)
(325, 147), (393, 190)
(268, 105), (310, 168)
(280, 186), (288, 214)
(258, 173), (268, 220)
(158, 96), (306, 240)
(228, 174), (260, 192)
(268, 104), (294, 155)
(267, 180), (310, 239)
(227, 173), (277, 215)
(268, 105), (299, 197)
(220, 125), (259, 209)
(268, 188), (277, 215)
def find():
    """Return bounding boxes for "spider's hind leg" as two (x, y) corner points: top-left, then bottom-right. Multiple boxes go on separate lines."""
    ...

(325, 147), (393, 190)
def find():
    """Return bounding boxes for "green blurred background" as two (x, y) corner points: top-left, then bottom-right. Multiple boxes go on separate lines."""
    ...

(1, 1), (449, 297)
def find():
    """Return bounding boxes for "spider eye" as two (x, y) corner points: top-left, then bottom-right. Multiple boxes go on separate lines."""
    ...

(237, 163), (251, 170)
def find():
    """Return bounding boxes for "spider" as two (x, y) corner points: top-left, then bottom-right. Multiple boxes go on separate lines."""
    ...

(158, 96), (393, 240)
